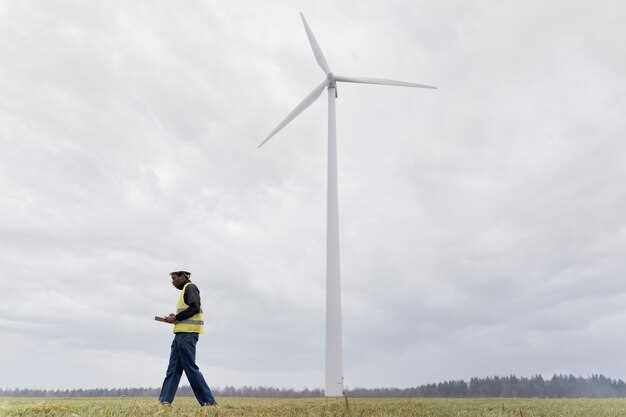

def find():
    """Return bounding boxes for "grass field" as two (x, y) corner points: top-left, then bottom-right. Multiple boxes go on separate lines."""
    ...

(2, 397), (626, 417)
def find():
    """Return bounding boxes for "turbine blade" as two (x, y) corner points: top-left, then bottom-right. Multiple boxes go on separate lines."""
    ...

(258, 79), (329, 148)
(334, 75), (437, 89)
(300, 13), (331, 74)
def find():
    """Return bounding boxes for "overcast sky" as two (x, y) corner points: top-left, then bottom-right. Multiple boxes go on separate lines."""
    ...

(1, 0), (625, 391)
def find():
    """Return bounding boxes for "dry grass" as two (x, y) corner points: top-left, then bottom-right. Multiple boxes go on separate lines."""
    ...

(2, 397), (626, 417)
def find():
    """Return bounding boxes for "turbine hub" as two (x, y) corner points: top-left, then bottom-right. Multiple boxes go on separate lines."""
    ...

(327, 72), (336, 88)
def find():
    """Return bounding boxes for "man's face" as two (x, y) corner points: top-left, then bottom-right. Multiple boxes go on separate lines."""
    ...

(170, 274), (186, 289)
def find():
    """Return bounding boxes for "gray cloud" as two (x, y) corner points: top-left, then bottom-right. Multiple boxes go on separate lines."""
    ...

(1, 0), (625, 390)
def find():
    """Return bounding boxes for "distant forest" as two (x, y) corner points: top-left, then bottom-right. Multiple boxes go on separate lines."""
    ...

(2, 375), (626, 398)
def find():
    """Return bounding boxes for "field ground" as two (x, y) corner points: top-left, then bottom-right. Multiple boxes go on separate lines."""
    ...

(2, 397), (626, 417)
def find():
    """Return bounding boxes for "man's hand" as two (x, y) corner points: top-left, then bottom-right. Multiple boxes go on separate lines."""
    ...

(164, 314), (177, 324)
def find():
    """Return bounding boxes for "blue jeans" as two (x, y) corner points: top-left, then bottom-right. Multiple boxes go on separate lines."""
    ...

(159, 333), (216, 405)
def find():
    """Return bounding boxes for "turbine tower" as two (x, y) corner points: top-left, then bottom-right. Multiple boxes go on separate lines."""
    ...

(258, 13), (436, 397)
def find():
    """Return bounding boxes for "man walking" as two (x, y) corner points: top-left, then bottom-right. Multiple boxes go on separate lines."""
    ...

(159, 270), (217, 407)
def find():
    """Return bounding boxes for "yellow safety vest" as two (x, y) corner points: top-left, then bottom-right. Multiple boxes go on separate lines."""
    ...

(174, 282), (204, 334)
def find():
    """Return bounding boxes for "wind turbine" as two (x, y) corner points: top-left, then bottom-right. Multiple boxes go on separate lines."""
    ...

(258, 13), (436, 397)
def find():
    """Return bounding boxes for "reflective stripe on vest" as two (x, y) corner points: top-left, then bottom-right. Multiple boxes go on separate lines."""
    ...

(177, 319), (204, 325)
(173, 282), (204, 334)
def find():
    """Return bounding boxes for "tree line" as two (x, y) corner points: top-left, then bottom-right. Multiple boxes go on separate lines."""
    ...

(349, 375), (626, 398)
(0, 386), (323, 398)
(2, 374), (626, 398)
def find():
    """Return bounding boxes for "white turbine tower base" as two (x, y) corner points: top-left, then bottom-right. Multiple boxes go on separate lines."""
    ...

(258, 13), (436, 397)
